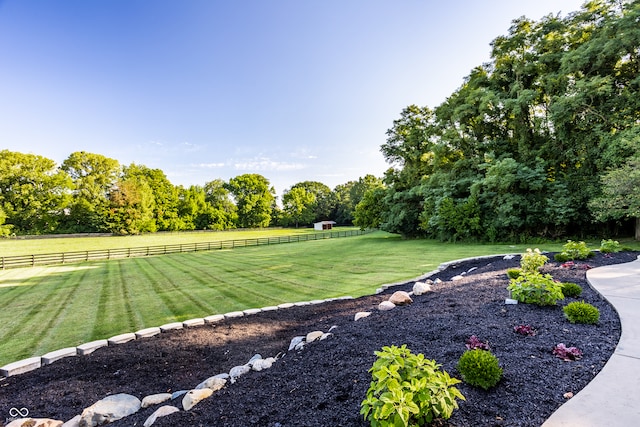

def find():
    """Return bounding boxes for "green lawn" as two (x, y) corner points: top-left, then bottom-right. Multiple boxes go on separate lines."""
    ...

(0, 227), (337, 256)
(0, 231), (627, 367)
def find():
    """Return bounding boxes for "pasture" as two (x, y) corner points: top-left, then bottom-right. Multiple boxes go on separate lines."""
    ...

(0, 230), (624, 367)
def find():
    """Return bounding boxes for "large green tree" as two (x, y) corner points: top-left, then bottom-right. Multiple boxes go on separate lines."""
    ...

(226, 174), (275, 228)
(60, 151), (121, 232)
(0, 150), (71, 234)
(590, 156), (640, 240)
(282, 186), (316, 228)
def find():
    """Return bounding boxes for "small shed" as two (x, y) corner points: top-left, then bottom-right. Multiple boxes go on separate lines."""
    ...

(314, 220), (336, 231)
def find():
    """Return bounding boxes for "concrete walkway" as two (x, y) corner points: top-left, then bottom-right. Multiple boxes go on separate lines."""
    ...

(543, 255), (640, 427)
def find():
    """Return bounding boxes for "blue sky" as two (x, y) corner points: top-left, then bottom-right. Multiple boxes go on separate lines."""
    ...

(0, 0), (586, 198)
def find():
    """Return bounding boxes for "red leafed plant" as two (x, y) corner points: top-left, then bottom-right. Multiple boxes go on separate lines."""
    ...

(513, 325), (537, 336)
(553, 343), (582, 361)
(466, 335), (490, 350)
(561, 261), (575, 269)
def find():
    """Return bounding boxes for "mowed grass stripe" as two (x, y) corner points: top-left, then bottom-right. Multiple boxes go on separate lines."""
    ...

(130, 258), (185, 324)
(0, 272), (76, 362)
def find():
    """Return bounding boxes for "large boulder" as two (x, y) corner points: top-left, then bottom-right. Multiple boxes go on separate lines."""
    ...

(79, 393), (141, 427)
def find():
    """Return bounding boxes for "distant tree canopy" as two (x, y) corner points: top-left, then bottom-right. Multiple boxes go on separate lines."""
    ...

(356, 0), (640, 241)
(0, 150), (373, 235)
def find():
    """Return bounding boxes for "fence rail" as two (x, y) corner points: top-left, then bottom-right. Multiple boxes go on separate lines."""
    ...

(0, 229), (372, 270)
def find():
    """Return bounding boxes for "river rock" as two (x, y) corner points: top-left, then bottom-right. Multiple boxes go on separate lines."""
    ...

(62, 415), (81, 427)
(251, 357), (275, 371)
(412, 281), (432, 296)
(389, 291), (412, 305)
(378, 301), (396, 311)
(451, 275), (464, 281)
(182, 388), (213, 411)
(6, 419), (63, 427)
(143, 405), (180, 427)
(354, 311), (372, 321)
(141, 393), (172, 408)
(306, 331), (324, 343)
(288, 336), (304, 350)
(79, 393), (141, 427)
(229, 364), (251, 382)
(195, 375), (227, 391)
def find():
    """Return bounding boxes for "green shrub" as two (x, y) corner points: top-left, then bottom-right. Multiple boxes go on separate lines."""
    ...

(457, 349), (503, 390)
(563, 301), (600, 324)
(556, 240), (594, 261)
(520, 248), (548, 272)
(600, 239), (622, 253)
(508, 272), (565, 306)
(361, 345), (465, 426)
(561, 282), (583, 298)
(553, 252), (570, 262)
(507, 268), (522, 279)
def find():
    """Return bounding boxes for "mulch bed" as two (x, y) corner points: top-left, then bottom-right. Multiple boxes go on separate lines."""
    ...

(0, 251), (637, 427)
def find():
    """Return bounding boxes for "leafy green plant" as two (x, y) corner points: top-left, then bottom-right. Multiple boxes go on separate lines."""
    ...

(600, 239), (622, 253)
(561, 282), (583, 298)
(507, 272), (565, 306)
(563, 301), (600, 324)
(520, 248), (548, 272)
(553, 240), (593, 261)
(457, 349), (503, 390)
(361, 345), (465, 426)
(507, 268), (522, 279)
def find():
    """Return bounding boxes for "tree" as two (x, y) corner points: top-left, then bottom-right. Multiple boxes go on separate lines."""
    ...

(0, 206), (12, 237)
(105, 176), (156, 235)
(60, 151), (121, 232)
(354, 186), (386, 230)
(332, 174), (383, 225)
(589, 157), (640, 240)
(124, 163), (183, 231)
(225, 174), (275, 228)
(204, 178), (237, 227)
(289, 181), (333, 222)
(0, 150), (71, 234)
(282, 187), (316, 227)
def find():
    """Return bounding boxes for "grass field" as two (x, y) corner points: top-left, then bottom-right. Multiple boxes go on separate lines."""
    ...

(0, 227), (328, 256)
(0, 230), (635, 367)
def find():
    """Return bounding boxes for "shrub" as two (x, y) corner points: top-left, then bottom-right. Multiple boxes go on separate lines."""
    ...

(361, 345), (465, 426)
(561, 282), (583, 298)
(563, 301), (600, 324)
(513, 325), (536, 336)
(507, 268), (522, 279)
(554, 240), (593, 261)
(553, 343), (582, 361)
(520, 248), (548, 272)
(507, 272), (565, 306)
(600, 239), (622, 253)
(457, 349), (503, 390)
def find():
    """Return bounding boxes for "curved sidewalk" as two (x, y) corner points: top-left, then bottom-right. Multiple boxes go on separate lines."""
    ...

(543, 255), (640, 427)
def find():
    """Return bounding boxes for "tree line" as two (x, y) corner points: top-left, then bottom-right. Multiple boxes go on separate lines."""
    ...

(354, 0), (640, 241)
(0, 149), (382, 236)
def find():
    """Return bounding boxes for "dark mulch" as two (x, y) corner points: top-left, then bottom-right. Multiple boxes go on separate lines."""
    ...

(0, 251), (637, 427)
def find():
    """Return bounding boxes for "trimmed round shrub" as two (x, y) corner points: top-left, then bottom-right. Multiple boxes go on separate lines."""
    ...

(563, 301), (600, 324)
(507, 268), (522, 279)
(561, 282), (583, 298)
(554, 253), (570, 262)
(457, 349), (502, 390)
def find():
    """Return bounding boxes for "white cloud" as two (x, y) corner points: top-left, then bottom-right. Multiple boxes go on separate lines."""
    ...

(196, 162), (226, 168)
(233, 157), (306, 171)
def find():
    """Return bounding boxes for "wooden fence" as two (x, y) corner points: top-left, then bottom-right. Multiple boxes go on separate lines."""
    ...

(0, 229), (372, 270)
